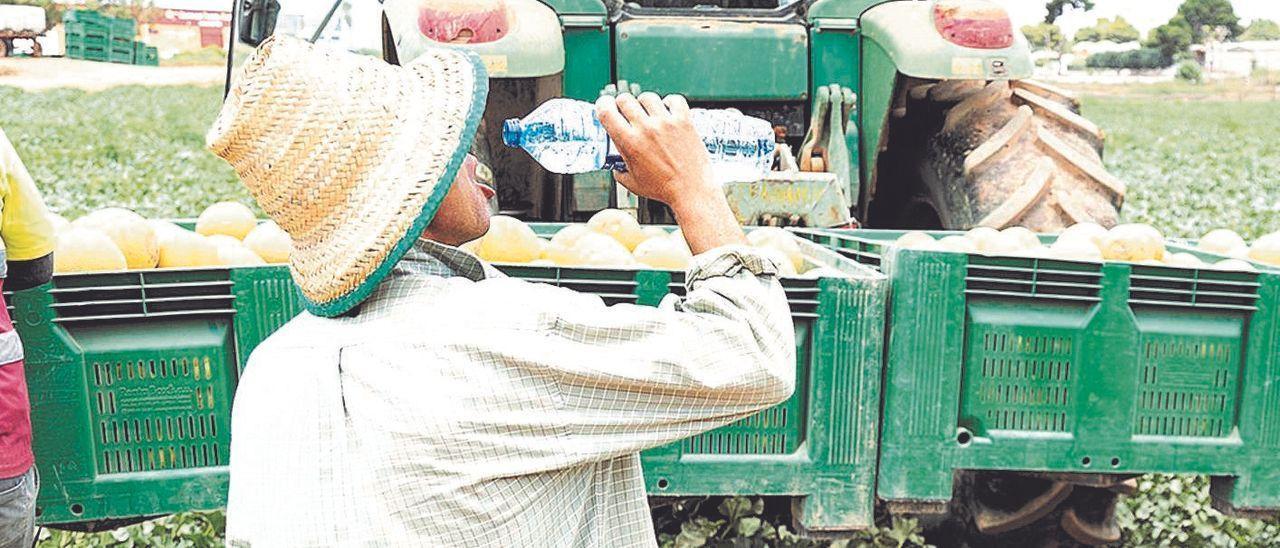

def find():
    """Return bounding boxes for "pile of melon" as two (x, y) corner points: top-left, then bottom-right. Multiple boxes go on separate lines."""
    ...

(892, 222), (1278, 272)
(51, 202), (293, 274)
(465, 209), (808, 275)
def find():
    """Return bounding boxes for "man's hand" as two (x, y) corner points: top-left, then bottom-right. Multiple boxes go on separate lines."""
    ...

(594, 92), (713, 207)
(595, 92), (746, 254)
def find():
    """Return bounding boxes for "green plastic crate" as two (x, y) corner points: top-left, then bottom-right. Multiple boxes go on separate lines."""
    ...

(6, 267), (300, 526)
(133, 43), (158, 66)
(796, 228), (1280, 516)
(63, 10), (105, 24)
(16, 224), (887, 531)
(108, 49), (134, 64)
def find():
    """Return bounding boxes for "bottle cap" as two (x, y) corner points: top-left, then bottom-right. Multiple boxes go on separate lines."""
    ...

(501, 119), (521, 147)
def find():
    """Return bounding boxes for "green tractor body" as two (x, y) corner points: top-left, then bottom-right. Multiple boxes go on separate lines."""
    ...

(395, 0), (1041, 229)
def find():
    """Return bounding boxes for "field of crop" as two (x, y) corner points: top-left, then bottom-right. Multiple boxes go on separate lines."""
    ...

(3, 83), (1280, 546)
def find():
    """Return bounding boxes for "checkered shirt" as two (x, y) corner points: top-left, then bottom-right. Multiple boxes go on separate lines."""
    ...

(226, 240), (796, 547)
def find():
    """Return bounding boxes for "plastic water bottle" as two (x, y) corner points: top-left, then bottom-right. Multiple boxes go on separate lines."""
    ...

(502, 98), (777, 183)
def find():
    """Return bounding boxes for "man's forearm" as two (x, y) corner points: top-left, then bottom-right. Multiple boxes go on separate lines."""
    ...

(668, 183), (747, 255)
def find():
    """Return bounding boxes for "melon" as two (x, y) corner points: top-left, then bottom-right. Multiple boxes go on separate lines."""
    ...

(1164, 252), (1204, 268)
(148, 220), (186, 246)
(53, 228), (128, 273)
(894, 231), (936, 250)
(242, 221), (293, 264)
(633, 236), (693, 270)
(1099, 223), (1165, 262)
(196, 202), (257, 240)
(1059, 222), (1108, 248)
(566, 232), (636, 267)
(587, 209), (646, 251)
(748, 227), (805, 272)
(977, 232), (1024, 255)
(217, 245), (266, 266)
(73, 209), (159, 269)
(938, 235), (977, 253)
(1199, 228), (1249, 258)
(529, 259), (556, 267)
(1213, 258), (1256, 272)
(158, 230), (220, 268)
(1002, 226), (1041, 250)
(475, 215), (544, 263)
(543, 225), (595, 266)
(1049, 237), (1102, 261)
(1248, 232), (1280, 266)
(206, 234), (244, 250)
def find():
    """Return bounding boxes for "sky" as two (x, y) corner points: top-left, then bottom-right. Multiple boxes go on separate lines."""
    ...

(156, 0), (1280, 42)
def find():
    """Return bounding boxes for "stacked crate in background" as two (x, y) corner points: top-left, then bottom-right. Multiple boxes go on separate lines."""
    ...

(63, 10), (157, 65)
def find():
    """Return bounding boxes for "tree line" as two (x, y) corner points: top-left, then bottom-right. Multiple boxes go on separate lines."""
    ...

(1025, 0), (1279, 71)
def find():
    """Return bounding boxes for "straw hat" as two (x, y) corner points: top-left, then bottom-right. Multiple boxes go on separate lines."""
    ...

(206, 35), (487, 317)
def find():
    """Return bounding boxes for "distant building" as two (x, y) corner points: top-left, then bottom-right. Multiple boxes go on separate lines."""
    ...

(139, 7), (231, 58)
(1191, 40), (1280, 77)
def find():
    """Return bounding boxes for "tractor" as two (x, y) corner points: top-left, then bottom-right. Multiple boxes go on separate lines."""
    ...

(228, 0), (1132, 544)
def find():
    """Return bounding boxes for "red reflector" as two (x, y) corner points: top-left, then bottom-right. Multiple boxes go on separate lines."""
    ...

(934, 0), (1014, 50)
(419, 0), (509, 44)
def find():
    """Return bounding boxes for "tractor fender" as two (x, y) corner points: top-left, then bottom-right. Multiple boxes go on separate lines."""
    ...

(860, 0), (1032, 81)
(383, 0), (565, 78)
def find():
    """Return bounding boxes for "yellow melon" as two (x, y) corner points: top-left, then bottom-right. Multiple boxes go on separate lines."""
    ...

(475, 215), (545, 263)
(73, 210), (159, 270)
(242, 221), (293, 264)
(1100, 223), (1165, 262)
(894, 231), (936, 250)
(206, 234), (244, 250)
(158, 230), (220, 268)
(1214, 258), (1256, 272)
(1049, 237), (1103, 261)
(587, 209), (646, 251)
(977, 232), (1024, 255)
(529, 259), (556, 267)
(148, 220), (186, 246)
(1002, 226), (1041, 250)
(1248, 232), (1280, 266)
(217, 245), (266, 266)
(748, 227), (805, 272)
(196, 202), (257, 240)
(567, 232), (636, 267)
(938, 235), (977, 253)
(1199, 228), (1249, 258)
(53, 227), (128, 273)
(1059, 222), (1108, 248)
(1164, 252), (1205, 268)
(633, 236), (693, 270)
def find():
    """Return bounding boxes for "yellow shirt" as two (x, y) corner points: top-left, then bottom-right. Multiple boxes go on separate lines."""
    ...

(0, 128), (54, 263)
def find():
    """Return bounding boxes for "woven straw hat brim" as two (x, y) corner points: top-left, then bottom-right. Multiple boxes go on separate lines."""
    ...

(207, 35), (487, 317)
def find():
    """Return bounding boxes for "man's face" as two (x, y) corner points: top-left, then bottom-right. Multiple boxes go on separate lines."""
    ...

(422, 154), (495, 246)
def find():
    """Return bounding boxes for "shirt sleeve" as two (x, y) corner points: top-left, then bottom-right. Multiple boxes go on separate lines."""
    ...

(487, 245), (797, 465)
(0, 128), (55, 262)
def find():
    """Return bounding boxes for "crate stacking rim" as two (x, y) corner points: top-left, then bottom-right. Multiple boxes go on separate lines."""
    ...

(793, 228), (1280, 516)
(16, 223), (888, 531)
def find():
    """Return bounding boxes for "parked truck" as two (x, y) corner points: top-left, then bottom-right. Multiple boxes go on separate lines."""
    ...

(0, 4), (47, 57)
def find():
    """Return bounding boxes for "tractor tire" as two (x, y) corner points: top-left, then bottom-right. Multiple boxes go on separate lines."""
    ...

(899, 79), (1126, 231)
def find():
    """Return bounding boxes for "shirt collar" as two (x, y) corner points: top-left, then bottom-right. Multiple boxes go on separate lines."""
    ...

(393, 239), (489, 282)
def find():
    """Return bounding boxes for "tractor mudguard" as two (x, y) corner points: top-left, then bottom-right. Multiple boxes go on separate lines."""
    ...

(383, 0), (565, 78)
(856, 0), (1033, 207)
(859, 0), (1032, 81)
